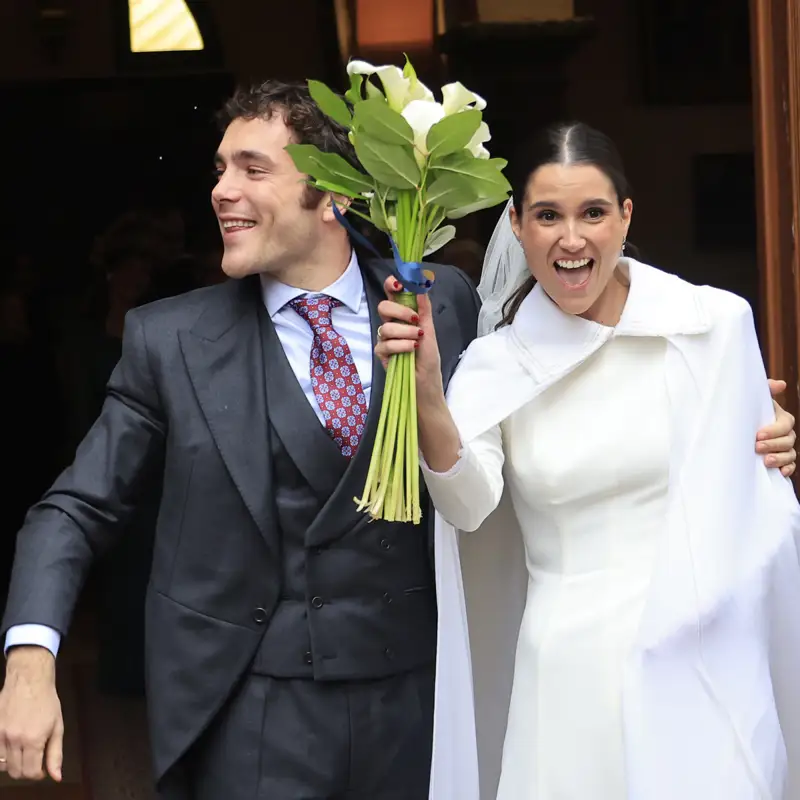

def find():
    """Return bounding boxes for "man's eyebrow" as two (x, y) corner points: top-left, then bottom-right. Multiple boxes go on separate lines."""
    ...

(213, 149), (277, 167)
(236, 149), (276, 166)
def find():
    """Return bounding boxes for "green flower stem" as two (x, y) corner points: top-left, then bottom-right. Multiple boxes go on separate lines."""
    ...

(407, 351), (421, 523)
(354, 354), (397, 511)
(339, 204), (373, 225)
(356, 188), (427, 523)
(373, 349), (404, 510)
(388, 355), (409, 520)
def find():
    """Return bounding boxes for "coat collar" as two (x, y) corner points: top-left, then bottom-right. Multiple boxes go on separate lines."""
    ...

(510, 259), (711, 380)
(448, 260), (712, 445)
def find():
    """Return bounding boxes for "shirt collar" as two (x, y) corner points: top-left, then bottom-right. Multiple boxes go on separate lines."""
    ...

(259, 250), (363, 319)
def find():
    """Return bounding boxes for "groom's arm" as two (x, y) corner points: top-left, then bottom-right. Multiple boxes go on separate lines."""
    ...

(2, 308), (167, 638)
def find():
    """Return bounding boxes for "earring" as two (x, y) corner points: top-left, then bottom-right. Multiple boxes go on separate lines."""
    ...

(619, 238), (627, 257)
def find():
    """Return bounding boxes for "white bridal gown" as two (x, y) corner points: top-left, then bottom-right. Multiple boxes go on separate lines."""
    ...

(490, 333), (668, 799)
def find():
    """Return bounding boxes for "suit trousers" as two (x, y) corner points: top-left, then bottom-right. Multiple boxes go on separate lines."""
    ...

(158, 664), (434, 800)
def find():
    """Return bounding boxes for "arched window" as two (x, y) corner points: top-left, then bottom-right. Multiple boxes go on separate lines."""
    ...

(115, 0), (222, 71)
(128, 0), (204, 53)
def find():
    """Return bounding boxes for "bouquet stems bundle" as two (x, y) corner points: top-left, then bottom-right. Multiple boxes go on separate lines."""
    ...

(357, 191), (424, 523)
(287, 58), (510, 523)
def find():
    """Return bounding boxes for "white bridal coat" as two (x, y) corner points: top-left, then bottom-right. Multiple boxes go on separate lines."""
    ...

(426, 259), (800, 800)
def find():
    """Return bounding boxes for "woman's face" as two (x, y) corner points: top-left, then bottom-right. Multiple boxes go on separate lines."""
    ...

(510, 163), (632, 325)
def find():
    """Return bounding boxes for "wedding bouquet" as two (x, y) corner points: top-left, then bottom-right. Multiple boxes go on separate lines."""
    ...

(287, 57), (510, 524)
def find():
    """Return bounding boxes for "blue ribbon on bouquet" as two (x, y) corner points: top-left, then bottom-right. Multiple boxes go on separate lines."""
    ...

(332, 204), (435, 295)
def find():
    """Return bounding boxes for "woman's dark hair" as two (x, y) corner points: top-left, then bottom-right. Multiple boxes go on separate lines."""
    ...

(499, 122), (638, 327)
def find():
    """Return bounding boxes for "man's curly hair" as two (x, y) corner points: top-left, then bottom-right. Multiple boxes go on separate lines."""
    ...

(217, 80), (357, 209)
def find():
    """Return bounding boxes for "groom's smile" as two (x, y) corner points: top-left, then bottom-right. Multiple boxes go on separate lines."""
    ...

(219, 216), (257, 236)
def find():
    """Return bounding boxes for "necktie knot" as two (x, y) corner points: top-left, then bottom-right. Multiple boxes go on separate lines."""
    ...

(289, 295), (342, 333)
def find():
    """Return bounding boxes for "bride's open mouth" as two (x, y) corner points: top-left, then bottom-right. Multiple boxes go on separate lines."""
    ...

(554, 258), (594, 290)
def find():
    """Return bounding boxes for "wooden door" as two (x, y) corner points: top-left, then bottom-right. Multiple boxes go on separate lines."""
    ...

(750, 0), (800, 421)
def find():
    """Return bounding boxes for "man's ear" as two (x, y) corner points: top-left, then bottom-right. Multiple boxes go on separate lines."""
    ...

(322, 194), (352, 223)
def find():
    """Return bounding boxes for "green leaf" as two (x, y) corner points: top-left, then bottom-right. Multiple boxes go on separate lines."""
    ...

(286, 143), (335, 180)
(285, 144), (374, 194)
(353, 134), (421, 190)
(369, 193), (391, 231)
(354, 98), (415, 147)
(446, 194), (510, 219)
(314, 151), (375, 192)
(308, 80), (352, 127)
(314, 179), (366, 199)
(365, 79), (384, 100)
(426, 173), (479, 210)
(402, 54), (417, 82)
(430, 151), (512, 194)
(423, 225), (456, 256)
(345, 73), (364, 105)
(426, 109), (482, 159)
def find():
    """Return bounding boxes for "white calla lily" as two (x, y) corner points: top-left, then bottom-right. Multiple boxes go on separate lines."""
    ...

(347, 59), (433, 112)
(405, 73), (435, 105)
(401, 99), (446, 165)
(467, 121), (491, 159)
(441, 81), (487, 115)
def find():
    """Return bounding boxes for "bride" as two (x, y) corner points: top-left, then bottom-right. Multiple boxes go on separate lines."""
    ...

(375, 122), (800, 799)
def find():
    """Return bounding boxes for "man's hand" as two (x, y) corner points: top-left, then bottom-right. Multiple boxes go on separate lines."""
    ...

(758, 379), (797, 477)
(0, 646), (63, 782)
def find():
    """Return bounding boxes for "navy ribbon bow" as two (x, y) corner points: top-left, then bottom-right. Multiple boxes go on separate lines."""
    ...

(333, 204), (435, 295)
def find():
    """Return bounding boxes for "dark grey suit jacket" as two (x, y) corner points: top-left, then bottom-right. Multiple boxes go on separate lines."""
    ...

(1, 258), (481, 784)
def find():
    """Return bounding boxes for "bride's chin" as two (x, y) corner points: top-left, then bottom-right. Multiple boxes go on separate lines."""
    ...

(551, 293), (594, 317)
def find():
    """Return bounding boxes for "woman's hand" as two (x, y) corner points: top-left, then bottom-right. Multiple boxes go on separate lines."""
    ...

(375, 276), (445, 407)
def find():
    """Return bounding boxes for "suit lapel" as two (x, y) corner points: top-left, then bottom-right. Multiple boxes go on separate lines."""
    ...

(427, 273), (460, 389)
(257, 302), (348, 501)
(178, 278), (275, 545)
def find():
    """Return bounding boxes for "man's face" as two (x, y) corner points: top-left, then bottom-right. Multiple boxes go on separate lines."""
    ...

(211, 116), (324, 280)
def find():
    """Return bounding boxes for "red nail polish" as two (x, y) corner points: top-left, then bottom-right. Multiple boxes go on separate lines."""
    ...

(393, 281), (402, 291)
(414, 341), (420, 349)
(417, 329), (424, 337)
(411, 314), (420, 324)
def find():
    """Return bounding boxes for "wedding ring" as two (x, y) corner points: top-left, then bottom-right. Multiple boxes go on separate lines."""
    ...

(377, 325), (384, 340)
(0, 757), (7, 763)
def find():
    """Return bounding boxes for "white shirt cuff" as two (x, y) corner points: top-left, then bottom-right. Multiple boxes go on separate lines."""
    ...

(5, 624), (62, 658)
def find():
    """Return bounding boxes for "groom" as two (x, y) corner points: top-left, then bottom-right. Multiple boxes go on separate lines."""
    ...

(0, 80), (795, 799)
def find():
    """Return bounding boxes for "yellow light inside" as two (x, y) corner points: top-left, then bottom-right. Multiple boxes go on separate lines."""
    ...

(129, 0), (205, 53)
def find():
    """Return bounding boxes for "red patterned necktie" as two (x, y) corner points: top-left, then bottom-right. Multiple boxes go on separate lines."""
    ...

(289, 295), (367, 459)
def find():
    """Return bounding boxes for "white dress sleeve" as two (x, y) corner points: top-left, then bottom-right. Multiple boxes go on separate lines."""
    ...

(421, 424), (505, 532)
